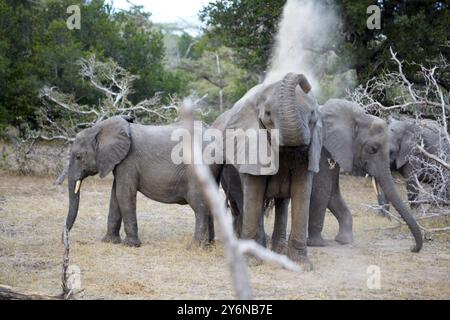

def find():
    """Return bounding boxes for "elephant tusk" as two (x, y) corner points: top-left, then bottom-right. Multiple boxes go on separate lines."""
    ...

(371, 176), (379, 197)
(74, 180), (81, 194)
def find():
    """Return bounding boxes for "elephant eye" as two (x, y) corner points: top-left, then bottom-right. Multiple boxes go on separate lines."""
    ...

(265, 111), (271, 117)
(367, 145), (379, 154)
(75, 154), (82, 160)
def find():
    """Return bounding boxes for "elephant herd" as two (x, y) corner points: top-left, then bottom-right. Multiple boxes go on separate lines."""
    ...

(64, 72), (448, 270)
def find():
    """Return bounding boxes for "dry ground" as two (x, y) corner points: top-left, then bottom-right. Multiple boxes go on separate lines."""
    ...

(0, 170), (449, 299)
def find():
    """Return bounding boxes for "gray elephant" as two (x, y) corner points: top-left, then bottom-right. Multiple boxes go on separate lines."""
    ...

(65, 116), (217, 247)
(223, 99), (423, 253)
(213, 73), (322, 269)
(376, 119), (450, 209)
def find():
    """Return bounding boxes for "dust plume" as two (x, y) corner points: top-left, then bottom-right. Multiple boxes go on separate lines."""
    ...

(265, 0), (342, 95)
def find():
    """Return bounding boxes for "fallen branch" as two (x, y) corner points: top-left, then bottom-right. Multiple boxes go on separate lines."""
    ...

(363, 204), (450, 234)
(417, 145), (450, 170)
(0, 285), (61, 300)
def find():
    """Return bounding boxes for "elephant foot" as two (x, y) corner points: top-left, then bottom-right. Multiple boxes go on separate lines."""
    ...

(188, 237), (213, 250)
(335, 231), (353, 245)
(271, 239), (287, 255)
(122, 236), (142, 247)
(307, 235), (329, 247)
(102, 234), (121, 244)
(287, 240), (313, 271)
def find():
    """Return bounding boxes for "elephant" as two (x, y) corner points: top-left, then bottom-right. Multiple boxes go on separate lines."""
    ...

(376, 119), (450, 210)
(223, 99), (423, 253)
(213, 73), (322, 269)
(64, 115), (218, 247)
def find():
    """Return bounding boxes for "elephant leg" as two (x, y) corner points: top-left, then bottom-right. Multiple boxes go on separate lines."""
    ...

(257, 213), (267, 248)
(116, 180), (141, 247)
(328, 178), (353, 245)
(102, 180), (122, 244)
(229, 200), (243, 238)
(241, 174), (267, 246)
(307, 194), (329, 247)
(208, 214), (215, 243)
(308, 157), (333, 247)
(188, 199), (211, 248)
(271, 198), (289, 254)
(288, 164), (313, 270)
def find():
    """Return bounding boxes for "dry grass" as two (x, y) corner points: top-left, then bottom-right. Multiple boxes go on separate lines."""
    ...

(0, 171), (449, 299)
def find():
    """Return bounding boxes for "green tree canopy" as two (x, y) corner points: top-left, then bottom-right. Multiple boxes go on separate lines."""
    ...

(200, 0), (449, 88)
(0, 0), (188, 131)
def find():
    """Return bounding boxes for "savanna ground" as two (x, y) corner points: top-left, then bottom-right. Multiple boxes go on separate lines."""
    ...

(0, 170), (449, 299)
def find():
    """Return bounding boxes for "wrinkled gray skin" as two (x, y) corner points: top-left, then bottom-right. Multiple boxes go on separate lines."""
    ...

(223, 99), (423, 253)
(376, 119), (450, 209)
(65, 116), (217, 247)
(213, 73), (322, 269)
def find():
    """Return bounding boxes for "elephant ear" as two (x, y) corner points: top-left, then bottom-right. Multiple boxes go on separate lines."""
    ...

(395, 130), (414, 169)
(320, 99), (363, 173)
(95, 116), (132, 178)
(225, 93), (279, 175)
(307, 107), (322, 173)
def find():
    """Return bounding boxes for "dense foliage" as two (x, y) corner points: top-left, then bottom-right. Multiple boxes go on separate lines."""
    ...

(1, 0), (449, 133)
(200, 0), (449, 88)
(0, 0), (188, 131)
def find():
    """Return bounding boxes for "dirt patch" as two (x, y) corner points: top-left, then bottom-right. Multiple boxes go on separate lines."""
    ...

(0, 171), (449, 299)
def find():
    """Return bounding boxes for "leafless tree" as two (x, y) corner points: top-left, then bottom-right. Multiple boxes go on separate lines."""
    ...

(33, 55), (179, 184)
(348, 48), (449, 211)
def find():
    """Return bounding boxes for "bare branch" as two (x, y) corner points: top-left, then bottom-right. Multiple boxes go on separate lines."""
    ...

(348, 49), (450, 210)
(238, 240), (300, 272)
(417, 145), (450, 170)
(389, 47), (418, 102)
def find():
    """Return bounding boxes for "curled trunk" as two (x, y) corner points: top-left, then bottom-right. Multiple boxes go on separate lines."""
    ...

(376, 166), (423, 252)
(278, 73), (311, 147)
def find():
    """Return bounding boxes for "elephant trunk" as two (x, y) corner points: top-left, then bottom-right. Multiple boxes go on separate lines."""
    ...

(375, 165), (423, 252)
(278, 73), (312, 147)
(66, 177), (81, 231)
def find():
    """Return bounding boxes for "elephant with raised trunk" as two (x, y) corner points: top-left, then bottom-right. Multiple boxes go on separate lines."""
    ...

(213, 73), (322, 269)
(65, 116), (218, 247)
(223, 99), (423, 253)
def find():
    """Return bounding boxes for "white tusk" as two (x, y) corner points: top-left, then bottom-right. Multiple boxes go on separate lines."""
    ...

(371, 176), (379, 197)
(74, 180), (81, 194)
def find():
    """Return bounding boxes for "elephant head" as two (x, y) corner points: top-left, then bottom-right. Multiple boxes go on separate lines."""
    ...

(321, 99), (422, 252)
(387, 119), (416, 170)
(65, 116), (132, 231)
(215, 73), (322, 175)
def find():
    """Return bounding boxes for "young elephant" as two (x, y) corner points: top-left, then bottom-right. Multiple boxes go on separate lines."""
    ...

(65, 116), (218, 247)
(223, 100), (423, 253)
(375, 119), (450, 209)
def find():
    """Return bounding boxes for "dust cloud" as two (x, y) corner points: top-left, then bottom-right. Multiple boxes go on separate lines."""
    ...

(265, 0), (342, 95)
